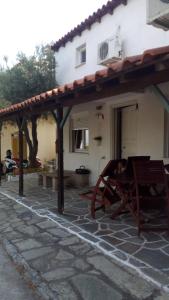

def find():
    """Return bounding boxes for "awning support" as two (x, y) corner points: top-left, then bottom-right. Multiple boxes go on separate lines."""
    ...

(16, 117), (24, 197)
(60, 106), (72, 129)
(57, 106), (64, 213)
(52, 106), (72, 129)
(151, 85), (169, 113)
(52, 106), (72, 214)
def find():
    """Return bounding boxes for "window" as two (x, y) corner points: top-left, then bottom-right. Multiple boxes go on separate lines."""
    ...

(76, 44), (86, 66)
(70, 112), (89, 153)
(72, 128), (89, 152)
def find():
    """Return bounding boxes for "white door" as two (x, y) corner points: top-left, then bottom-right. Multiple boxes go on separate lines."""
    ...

(121, 106), (138, 158)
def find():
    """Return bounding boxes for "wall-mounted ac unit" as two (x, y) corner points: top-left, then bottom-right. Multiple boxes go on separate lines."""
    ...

(147, 0), (169, 30)
(97, 35), (122, 66)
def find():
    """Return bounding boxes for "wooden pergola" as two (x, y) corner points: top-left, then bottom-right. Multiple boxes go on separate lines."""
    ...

(1, 45), (169, 214)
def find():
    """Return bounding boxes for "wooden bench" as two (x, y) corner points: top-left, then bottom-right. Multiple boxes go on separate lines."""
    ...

(38, 170), (89, 191)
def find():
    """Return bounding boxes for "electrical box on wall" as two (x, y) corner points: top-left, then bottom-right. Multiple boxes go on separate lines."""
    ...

(147, 0), (169, 30)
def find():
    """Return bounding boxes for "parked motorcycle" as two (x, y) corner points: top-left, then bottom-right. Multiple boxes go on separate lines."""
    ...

(2, 157), (18, 174)
(1, 156), (42, 175)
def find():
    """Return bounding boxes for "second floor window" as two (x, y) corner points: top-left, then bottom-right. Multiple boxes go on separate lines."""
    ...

(76, 44), (86, 66)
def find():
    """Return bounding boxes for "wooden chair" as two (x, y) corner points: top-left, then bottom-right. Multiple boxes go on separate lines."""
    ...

(80, 160), (123, 218)
(126, 156), (150, 177)
(110, 156), (150, 220)
(132, 160), (169, 236)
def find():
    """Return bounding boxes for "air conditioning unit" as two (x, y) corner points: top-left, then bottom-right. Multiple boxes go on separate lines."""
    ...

(147, 0), (169, 30)
(97, 35), (122, 66)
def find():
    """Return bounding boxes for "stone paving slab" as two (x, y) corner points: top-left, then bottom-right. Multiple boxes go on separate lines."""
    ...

(0, 175), (169, 298)
(0, 192), (167, 300)
(0, 243), (39, 300)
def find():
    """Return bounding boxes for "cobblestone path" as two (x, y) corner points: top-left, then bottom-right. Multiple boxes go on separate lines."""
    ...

(0, 192), (168, 299)
(0, 244), (39, 300)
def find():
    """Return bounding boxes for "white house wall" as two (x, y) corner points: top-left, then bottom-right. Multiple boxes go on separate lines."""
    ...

(53, 0), (169, 184)
(55, 0), (169, 85)
(63, 102), (112, 184)
(137, 91), (164, 159)
(63, 91), (166, 185)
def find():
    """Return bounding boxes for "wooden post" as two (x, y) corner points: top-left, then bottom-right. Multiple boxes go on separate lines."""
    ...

(17, 118), (24, 196)
(52, 106), (72, 214)
(0, 122), (2, 186)
(116, 108), (122, 159)
(57, 106), (64, 213)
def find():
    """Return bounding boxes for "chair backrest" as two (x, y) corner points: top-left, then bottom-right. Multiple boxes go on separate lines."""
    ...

(132, 160), (166, 185)
(100, 160), (118, 178)
(126, 156), (150, 176)
(100, 159), (127, 178)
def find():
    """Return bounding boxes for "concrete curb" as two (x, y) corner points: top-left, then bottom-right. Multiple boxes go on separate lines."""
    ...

(2, 239), (58, 300)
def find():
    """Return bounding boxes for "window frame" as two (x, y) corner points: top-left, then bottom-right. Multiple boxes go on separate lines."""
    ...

(72, 128), (89, 153)
(76, 43), (86, 67)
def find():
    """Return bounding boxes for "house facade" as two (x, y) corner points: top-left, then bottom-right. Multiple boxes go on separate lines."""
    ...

(1, 0), (169, 185)
(51, 0), (169, 184)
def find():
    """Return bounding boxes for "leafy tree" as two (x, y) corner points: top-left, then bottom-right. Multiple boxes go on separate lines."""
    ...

(0, 44), (56, 103)
(0, 44), (57, 167)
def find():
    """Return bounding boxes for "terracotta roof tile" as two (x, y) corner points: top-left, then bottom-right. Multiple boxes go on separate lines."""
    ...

(51, 0), (127, 52)
(84, 75), (96, 84)
(73, 79), (85, 88)
(1, 45), (169, 119)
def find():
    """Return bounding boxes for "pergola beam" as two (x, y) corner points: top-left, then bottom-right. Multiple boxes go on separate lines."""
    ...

(1, 65), (169, 124)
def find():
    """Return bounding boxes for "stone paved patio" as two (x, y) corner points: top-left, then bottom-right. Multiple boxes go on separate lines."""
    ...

(1, 173), (169, 294)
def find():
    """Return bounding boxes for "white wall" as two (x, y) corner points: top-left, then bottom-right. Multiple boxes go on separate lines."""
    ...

(63, 102), (112, 184)
(55, 0), (169, 85)
(62, 89), (167, 185)
(137, 91), (164, 159)
(1, 94), (165, 185)
(53, 0), (169, 184)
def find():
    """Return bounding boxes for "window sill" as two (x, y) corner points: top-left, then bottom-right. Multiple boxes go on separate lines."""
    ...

(75, 62), (86, 68)
(71, 151), (89, 154)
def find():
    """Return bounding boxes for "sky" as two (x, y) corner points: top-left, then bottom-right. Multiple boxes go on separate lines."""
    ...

(0, 0), (108, 65)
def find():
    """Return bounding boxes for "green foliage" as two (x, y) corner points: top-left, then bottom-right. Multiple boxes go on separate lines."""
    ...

(0, 99), (11, 109)
(0, 44), (56, 104)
